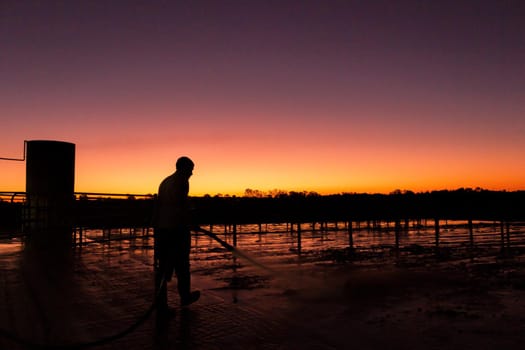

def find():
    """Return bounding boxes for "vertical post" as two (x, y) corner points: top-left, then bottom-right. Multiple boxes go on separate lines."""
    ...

(468, 219), (474, 248)
(434, 218), (440, 249)
(506, 222), (511, 249)
(72, 228), (77, 245)
(233, 223), (237, 247)
(297, 222), (302, 255)
(395, 219), (401, 250)
(348, 220), (354, 250)
(500, 221), (505, 251)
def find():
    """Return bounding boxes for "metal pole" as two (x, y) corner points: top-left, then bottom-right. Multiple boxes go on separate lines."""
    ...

(348, 220), (354, 249)
(434, 218), (440, 249)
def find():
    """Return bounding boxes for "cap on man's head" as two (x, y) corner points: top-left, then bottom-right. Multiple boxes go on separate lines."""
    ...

(176, 156), (194, 171)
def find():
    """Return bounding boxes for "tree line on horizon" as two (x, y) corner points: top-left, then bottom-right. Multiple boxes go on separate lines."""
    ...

(192, 187), (525, 224)
(208, 186), (521, 199)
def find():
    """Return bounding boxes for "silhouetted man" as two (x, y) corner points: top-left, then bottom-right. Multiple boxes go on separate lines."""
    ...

(155, 156), (200, 317)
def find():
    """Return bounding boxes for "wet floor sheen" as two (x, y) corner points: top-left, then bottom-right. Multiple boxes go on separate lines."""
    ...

(2, 233), (525, 349)
(0, 237), (342, 350)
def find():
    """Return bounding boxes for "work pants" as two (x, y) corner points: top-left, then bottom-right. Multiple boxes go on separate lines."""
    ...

(154, 226), (191, 309)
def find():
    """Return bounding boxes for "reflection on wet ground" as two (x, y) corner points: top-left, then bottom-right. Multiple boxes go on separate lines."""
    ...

(2, 224), (525, 349)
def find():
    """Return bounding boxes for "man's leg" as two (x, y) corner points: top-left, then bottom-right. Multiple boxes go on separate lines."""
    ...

(154, 228), (173, 316)
(155, 267), (168, 310)
(174, 228), (199, 306)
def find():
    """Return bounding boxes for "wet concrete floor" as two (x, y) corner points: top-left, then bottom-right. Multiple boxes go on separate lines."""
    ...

(2, 238), (525, 349)
(0, 238), (346, 350)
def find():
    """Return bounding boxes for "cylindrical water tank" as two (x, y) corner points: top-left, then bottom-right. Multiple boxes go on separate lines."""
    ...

(25, 140), (75, 233)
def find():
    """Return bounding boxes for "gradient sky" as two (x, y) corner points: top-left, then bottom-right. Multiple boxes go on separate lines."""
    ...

(1, 0), (524, 196)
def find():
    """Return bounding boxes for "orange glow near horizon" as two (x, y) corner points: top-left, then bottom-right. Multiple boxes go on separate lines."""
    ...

(2, 136), (525, 197)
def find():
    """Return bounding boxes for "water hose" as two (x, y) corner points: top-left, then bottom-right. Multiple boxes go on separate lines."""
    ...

(0, 226), (273, 348)
(0, 276), (167, 349)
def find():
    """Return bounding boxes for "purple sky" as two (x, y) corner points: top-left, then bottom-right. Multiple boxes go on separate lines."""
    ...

(1, 0), (524, 195)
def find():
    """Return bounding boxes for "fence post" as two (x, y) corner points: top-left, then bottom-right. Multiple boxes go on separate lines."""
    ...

(434, 218), (440, 249)
(506, 222), (511, 249)
(233, 223), (237, 247)
(348, 220), (354, 250)
(468, 219), (474, 248)
(500, 221), (505, 251)
(297, 222), (302, 255)
(395, 219), (401, 250)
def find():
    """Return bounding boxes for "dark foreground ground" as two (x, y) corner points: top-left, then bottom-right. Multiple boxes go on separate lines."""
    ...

(1, 240), (525, 350)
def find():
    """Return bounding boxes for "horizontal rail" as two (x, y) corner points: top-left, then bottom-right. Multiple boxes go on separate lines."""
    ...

(0, 192), (155, 202)
(0, 192), (26, 203)
(75, 192), (155, 200)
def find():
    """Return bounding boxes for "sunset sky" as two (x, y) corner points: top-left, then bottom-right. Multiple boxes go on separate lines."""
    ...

(1, 0), (524, 196)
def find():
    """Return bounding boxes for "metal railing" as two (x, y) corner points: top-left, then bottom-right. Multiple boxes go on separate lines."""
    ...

(0, 192), (26, 203)
(1, 191), (525, 254)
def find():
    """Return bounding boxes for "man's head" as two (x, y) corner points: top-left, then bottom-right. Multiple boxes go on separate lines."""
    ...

(176, 156), (194, 177)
